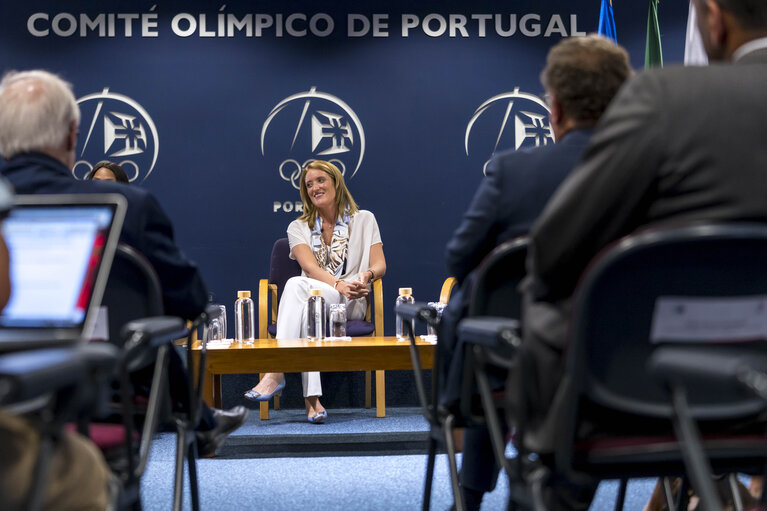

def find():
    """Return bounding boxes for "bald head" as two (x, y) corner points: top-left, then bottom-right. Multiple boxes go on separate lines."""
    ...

(0, 70), (80, 167)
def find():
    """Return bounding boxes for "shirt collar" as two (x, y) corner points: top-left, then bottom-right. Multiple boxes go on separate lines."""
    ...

(732, 37), (767, 62)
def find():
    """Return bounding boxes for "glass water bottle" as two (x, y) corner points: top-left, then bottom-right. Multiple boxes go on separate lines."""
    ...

(234, 290), (255, 344)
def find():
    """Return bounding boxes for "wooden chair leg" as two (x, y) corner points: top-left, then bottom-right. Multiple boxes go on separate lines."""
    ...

(365, 370), (372, 409)
(375, 370), (385, 417)
(258, 372), (270, 420)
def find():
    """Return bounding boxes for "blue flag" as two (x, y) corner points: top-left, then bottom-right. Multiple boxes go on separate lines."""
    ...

(598, 0), (617, 43)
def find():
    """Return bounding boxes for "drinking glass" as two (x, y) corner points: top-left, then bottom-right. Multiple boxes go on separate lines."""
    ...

(426, 302), (447, 337)
(329, 303), (347, 337)
(208, 304), (227, 341)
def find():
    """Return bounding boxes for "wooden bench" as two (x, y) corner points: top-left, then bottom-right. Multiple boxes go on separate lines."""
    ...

(189, 336), (435, 419)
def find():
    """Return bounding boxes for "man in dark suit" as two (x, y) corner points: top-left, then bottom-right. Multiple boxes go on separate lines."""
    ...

(0, 69), (247, 456)
(520, 0), (767, 507)
(441, 35), (632, 510)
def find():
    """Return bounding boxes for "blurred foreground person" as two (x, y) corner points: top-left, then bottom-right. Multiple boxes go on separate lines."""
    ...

(0, 69), (248, 458)
(520, 0), (767, 508)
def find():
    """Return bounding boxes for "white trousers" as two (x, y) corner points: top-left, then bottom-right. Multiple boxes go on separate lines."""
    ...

(276, 276), (343, 397)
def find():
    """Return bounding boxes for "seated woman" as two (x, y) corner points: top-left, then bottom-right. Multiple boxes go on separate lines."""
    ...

(85, 160), (130, 183)
(244, 160), (386, 424)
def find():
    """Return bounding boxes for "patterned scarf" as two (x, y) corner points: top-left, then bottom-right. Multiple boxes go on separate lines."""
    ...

(310, 211), (350, 278)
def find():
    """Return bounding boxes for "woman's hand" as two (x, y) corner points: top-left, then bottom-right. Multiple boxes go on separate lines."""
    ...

(337, 279), (369, 300)
(357, 270), (373, 287)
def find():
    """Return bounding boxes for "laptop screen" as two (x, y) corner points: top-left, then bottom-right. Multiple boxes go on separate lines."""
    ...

(0, 195), (126, 340)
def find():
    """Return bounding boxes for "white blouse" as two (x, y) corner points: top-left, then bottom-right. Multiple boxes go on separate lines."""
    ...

(286, 210), (383, 317)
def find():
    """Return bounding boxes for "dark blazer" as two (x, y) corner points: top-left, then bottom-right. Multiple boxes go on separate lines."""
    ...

(1, 152), (208, 320)
(445, 128), (593, 285)
(520, 48), (767, 449)
(439, 128), (593, 407)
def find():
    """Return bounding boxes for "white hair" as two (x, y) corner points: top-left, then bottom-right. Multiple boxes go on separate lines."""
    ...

(0, 70), (80, 159)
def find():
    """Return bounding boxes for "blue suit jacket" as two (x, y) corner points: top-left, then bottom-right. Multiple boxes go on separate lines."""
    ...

(1, 152), (208, 320)
(445, 128), (593, 284)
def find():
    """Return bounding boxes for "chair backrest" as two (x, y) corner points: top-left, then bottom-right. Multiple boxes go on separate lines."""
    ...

(266, 237), (381, 336)
(567, 223), (767, 423)
(102, 243), (164, 347)
(269, 238), (302, 303)
(469, 237), (528, 319)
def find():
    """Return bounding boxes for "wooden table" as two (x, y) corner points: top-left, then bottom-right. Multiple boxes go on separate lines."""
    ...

(189, 336), (434, 419)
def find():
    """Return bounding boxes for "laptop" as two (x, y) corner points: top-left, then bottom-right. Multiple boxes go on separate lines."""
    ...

(0, 194), (126, 351)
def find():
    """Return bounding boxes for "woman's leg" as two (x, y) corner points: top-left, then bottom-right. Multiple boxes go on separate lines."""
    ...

(247, 276), (312, 396)
(248, 277), (341, 417)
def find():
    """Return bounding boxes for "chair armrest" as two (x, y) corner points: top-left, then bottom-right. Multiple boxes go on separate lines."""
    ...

(648, 346), (767, 397)
(440, 277), (458, 304)
(458, 317), (521, 349)
(373, 277), (383, 336)
(258, 278), (270, 338)
(0, 348), (90, 405)
(395, 301), (438, 325)
(122, 316), (189, 349)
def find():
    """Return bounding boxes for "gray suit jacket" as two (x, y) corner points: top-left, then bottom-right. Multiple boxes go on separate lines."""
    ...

(519, 48), (767, 449)
(529, 48), (767, 304)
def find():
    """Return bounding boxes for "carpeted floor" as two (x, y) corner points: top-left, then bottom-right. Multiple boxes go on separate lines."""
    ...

(140, 406), (660, 510)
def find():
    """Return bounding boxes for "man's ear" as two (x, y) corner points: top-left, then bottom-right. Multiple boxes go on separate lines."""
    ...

(66, 121), (77, 151)
(549, 94), (562, 127)
(704, 0), (727, 49)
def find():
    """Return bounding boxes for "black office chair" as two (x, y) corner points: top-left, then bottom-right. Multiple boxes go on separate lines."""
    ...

(396, 301), (465, 511)
(458, 238), (528, 480)
(464, 223), (767, 510)
(397, 238), (531, 511)
(95, 243), (197, 511)
(649, 347), (767, 510)
(557, 223), (767, 510)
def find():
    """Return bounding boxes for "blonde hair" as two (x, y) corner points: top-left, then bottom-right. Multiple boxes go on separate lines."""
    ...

(297, 160), (359, 229)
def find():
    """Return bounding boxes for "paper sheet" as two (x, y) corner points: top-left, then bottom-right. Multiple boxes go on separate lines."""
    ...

(650, 295), (767, 343)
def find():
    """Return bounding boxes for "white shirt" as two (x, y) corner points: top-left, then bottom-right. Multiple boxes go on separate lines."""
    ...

(287, 210), (383, 318)
(733, 37), (767, 62)
(287, 209), (382, 281)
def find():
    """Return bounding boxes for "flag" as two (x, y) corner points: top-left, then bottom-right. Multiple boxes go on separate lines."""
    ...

(684, 0), (708, 65)
(645, 0), (663, 68)
(598, 0), (617, 43)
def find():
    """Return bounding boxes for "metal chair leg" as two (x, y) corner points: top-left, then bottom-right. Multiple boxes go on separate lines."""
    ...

(423, 435), (437, 511)
(661, 477), (678, 511)
(444, 414), (466, 511)
(188, 442), (200, 511)
(614, 479), (627, 511)
(473, 346), (514, 478)
(670, 387), (723, 511)
(172, 428), (186, 511)
(727, 473), (744, 511)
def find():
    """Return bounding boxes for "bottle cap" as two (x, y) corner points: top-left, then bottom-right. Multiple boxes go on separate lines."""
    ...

(237, 290), (251, 298)
(398, 287), (412, 295)
(310, 289), (322, 296)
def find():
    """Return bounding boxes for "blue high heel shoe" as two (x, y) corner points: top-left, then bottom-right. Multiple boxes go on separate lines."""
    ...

(307, 410), (327, 424)
(243, 379), (285, 402)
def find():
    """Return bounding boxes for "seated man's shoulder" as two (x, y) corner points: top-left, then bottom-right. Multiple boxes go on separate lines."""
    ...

(81, 180), (158, 208)
(488, 141), (561, 177)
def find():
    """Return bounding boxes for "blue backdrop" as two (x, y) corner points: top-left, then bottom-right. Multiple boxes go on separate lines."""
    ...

(0, 1), (690, 335)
